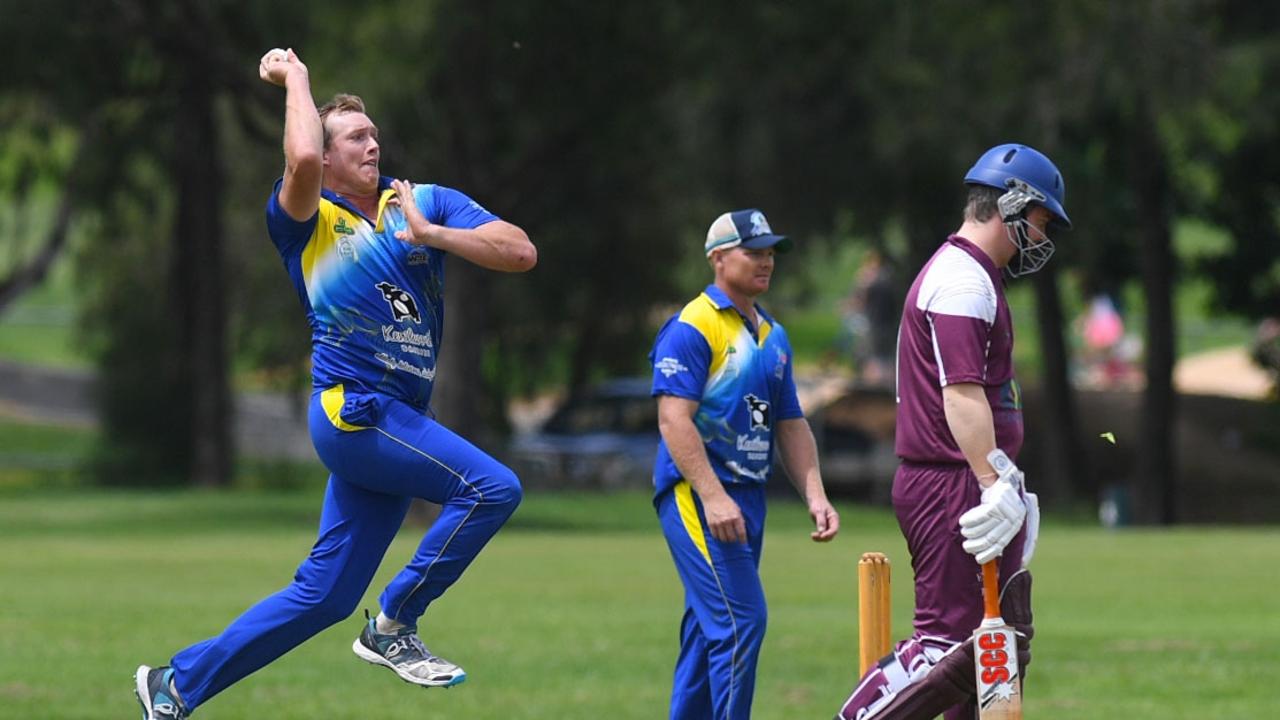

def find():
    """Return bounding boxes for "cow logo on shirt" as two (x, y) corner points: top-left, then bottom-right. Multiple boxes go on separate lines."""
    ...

(743, 393), (771, 431)
(376, 282), (421, 324)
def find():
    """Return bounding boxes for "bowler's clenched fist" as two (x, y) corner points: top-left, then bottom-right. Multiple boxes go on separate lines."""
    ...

(259, 47), (303, 86)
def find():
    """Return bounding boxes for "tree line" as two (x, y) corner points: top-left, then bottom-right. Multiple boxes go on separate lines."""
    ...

(2, 0), (1277, 523)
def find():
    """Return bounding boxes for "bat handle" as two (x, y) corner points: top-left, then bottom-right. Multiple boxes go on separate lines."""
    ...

(982, 560), (1001, 620)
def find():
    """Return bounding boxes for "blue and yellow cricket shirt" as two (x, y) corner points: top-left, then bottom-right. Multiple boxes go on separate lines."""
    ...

(649, 285), (804, 497)
(265, 176), (498, 410)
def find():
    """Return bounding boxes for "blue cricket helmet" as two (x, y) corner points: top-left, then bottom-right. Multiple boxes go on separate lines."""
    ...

(964, 143), (1070, 228)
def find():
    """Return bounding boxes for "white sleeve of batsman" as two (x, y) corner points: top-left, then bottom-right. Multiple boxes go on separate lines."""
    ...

(958, 450), (1027, 565)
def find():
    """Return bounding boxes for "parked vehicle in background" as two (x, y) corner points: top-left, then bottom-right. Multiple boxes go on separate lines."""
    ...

(807, 385), (898, 503)
(508, 378), (660, 490)
(508, 376), (899, 498)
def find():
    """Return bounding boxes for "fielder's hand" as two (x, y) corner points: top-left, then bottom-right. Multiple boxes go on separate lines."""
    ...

(702, 491), (747, 544)
(959, 450), (1027, 564)
(259, 47), (306, 87)
(808, 497), (839, 542)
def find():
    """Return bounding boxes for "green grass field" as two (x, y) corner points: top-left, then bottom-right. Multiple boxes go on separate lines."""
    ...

(1, 487), (1277, 719)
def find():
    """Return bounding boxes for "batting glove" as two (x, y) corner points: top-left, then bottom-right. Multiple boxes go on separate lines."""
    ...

(959, 449), (1027, 565)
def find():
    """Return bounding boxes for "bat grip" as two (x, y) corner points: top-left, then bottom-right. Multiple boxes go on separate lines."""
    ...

(982, 560), (1001, 620)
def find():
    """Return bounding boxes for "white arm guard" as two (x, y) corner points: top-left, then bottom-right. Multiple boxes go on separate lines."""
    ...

(958, 450), (1027, 565)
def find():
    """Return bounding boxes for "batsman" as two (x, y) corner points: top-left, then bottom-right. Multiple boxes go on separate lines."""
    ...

(834, 144), (1069, 719)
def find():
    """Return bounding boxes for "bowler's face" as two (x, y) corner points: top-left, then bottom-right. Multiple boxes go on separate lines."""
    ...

(323, 111), (380, 194)
(717, 246), (776, 297)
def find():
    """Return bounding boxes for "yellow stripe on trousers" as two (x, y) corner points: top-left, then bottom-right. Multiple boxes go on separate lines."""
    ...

(675, 480), (713, 566)
(674, 479), (743, 718)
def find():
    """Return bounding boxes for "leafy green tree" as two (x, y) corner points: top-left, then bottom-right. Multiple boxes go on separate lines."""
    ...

(295, 0), (691, 439)
(5, 0), (1274, 511)
(0, 0), (304, 485)
(1190, 5), (1280, 321)
(1054, 0), (1220, 524)
(0, 99), (93, 314)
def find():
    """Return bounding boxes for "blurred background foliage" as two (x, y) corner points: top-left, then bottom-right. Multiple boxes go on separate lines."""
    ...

(1, 0), (1278, 522)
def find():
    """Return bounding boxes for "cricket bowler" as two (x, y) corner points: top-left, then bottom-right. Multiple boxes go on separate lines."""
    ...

(134, 47), (536, 720)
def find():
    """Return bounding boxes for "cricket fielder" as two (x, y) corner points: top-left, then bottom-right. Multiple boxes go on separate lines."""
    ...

(134, 48), (536, 720)
(834, 144), (1069, 719)
(651, 209), (840, 720)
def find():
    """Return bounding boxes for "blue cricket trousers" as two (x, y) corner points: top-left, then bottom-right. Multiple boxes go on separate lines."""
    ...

(170, 385), (522, 709)
(656, 481), (768, 720)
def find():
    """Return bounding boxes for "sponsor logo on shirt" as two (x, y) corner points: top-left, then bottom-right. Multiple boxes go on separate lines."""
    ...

(736, 434), (769, 460)
(717, 344), (741, 378)
(375, 282), (422, 324)
(407, 249), (430, 266)
(338, 238), (358, 262)
(374, 352), (436, 381)
(743, 393), (771, 431)
(334, 217), (356, 235)
(382, 326), (434, 358)
(655, 357), (689, 378)
(775, 348), (788, 379)
(725, 459), (768, 482)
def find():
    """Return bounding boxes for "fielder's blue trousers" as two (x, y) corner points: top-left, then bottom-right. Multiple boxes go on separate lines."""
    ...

(169, 385), (521, 709)
(656, 481), (768, 720)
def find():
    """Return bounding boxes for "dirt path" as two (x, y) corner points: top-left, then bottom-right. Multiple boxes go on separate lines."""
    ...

(0, 359), (314, 460)
(1173, 345), (1272, 400)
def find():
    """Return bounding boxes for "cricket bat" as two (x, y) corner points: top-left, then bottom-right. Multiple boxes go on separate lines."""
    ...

(974, 560), (1022, 719)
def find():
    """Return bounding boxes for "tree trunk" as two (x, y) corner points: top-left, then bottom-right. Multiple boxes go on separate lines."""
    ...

(0, 116), (101, 315)
(1031, 263), (1085, 503)
(428, 1), (502, 447)
(0, 193), (76, 316)
(433, 256), (491, 443)
(1132, 101), (1178, 525)
(173, 72), (232, 487)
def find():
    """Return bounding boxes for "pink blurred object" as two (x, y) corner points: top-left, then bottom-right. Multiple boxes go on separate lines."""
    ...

(1083, 295), (1124, 349)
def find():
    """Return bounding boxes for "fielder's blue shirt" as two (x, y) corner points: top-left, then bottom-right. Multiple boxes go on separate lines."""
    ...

(649, 285), (803, 497)
(265, 177), (498, 410)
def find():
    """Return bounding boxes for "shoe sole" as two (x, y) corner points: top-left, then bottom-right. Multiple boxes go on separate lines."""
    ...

(351, 639), (467, 688)
(134, 665), (155, 719)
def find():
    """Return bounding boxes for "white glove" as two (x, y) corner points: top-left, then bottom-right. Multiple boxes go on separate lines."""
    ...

(959, 449), (1027, 565)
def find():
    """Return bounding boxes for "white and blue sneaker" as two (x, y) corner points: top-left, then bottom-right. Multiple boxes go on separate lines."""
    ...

(134, 665), (189, 720)
(352, 611), (466, 688)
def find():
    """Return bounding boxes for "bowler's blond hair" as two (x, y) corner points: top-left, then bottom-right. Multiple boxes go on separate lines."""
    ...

(317, 94), (367, 148)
